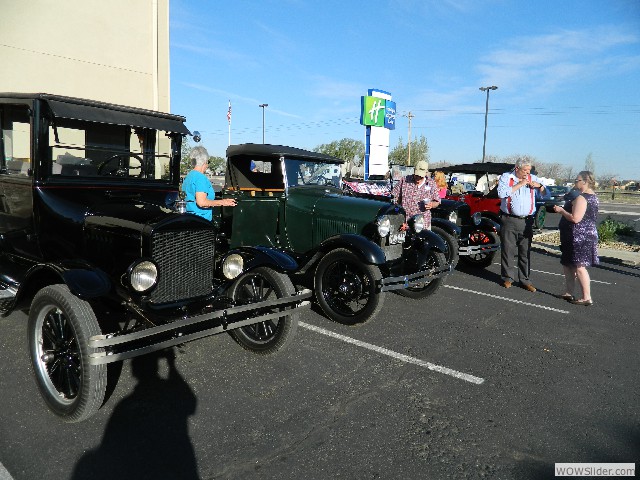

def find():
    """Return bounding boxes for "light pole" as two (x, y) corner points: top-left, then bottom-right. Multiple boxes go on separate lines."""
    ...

(259, 103), (268, 144)
(479, 86), (498, 163)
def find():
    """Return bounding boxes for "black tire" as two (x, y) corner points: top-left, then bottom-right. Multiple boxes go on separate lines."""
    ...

(460, 231), (498, 268)
(314, 248), (385, 325)
(228, 267), (298, 355)
(534, 206), (546, 229)
(28, 285), (106, 423)
(431, 226), (459, 268)
(395, 250), (448, 299)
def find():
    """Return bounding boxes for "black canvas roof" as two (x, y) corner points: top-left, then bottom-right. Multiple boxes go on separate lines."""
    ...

(0, 93), (190, 135)
(440, 162), (517, 175)
(227, 143), (343, 164)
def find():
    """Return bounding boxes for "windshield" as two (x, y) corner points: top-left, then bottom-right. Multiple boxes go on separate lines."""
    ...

(284, 159), (342, 188)
(48, 116), (178, 181)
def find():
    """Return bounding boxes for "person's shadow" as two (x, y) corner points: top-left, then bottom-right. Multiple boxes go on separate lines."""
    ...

(72, 349), (199, 480)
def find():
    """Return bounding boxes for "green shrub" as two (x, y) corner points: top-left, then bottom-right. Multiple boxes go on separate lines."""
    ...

(597, 217), (635, 242)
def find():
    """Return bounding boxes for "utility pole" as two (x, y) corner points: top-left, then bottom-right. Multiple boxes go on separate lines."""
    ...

(479, 86), (498, 163)
(403, 111), (414, 166)
(259, 103), (268, 144)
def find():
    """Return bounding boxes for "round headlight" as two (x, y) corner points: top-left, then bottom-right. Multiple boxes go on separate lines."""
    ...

(448, 211), (458, 224)
(376, 215), (391, 237)
(222, 253), (244, 279)
(471, 212), (481, 226)
(410, 214), (424, 233)
(130, 260), (158, 292)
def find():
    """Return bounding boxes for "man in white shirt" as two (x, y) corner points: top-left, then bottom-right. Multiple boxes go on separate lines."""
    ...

(497, 159), (546, 291)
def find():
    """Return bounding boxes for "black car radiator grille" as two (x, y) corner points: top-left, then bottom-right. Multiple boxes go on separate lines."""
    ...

(149, 230), (215, 304)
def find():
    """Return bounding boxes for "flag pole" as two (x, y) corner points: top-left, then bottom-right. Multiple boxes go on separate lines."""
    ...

(227, 100), (232, 146)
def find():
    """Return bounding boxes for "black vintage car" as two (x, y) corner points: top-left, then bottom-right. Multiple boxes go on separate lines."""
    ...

(0, 94), (309, 422)
(343, 170), (501, 269)
(218, 144), (451, 326)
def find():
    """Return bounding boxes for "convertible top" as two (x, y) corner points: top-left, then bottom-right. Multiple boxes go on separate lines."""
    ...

(227, 143), (343, 164)
(440, 162), (538, 175)
(0, 92), (190, 135)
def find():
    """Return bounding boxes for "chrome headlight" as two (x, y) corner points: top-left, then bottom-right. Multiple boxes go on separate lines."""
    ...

(222, 253), (244, 279)
(376, 215), (391, 237)
(448, 211), (458, 224)
(409, 214), (424, 233)
(471, 212), (481, 226)
(129, 260), (158, 292)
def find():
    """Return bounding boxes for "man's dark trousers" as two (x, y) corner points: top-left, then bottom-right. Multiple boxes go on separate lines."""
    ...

(499, 214), (535, 286)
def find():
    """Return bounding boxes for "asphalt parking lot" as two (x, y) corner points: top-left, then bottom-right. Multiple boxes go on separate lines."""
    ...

(0, 249), (638, 479)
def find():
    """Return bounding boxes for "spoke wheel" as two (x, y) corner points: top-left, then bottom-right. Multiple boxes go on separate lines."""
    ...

(534, 206), (546, 229)
(460, 231), (498, 268)
(396, 250), (447, 299)
(228, 267), (298, 354)
(314, 248), (384, 325)
(28, 285), (106, 422)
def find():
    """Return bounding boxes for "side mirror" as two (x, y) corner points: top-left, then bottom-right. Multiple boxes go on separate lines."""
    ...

(192, 131), (201, 143)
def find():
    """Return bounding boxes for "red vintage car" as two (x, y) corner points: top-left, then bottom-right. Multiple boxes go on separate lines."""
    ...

(441, 162), (550, 229)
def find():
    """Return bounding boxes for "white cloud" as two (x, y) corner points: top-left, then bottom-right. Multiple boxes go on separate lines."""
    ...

(477, 26), (639, 96)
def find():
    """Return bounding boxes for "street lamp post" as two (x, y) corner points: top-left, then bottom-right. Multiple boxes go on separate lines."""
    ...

(259, 103), (268, 144)
(479, 86), (498, 163)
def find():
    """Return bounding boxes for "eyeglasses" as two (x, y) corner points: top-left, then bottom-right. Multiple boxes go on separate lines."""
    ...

(574, 178), (584, 183)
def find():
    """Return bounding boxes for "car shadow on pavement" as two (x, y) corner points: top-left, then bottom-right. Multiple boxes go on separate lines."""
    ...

(71, 349), (200, 480)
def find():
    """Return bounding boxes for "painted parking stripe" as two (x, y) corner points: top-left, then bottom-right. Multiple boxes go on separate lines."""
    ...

(530, 268), (612, 285)
(444, 285), (570, 313)
(0, 462), (13, 480)
(299, 322), (485, 385)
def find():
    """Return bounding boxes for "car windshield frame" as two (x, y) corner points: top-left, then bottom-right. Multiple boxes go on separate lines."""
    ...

(283, 158), (342, 189)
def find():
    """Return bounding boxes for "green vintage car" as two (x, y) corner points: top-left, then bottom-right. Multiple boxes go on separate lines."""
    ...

(216, 144), (450, 325)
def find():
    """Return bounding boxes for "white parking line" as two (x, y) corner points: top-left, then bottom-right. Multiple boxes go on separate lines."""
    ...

(0, 462), (13, 480)
(444, 285), (570, 313)
(531, 268), (612, 285)
(299, 322), (485, 385)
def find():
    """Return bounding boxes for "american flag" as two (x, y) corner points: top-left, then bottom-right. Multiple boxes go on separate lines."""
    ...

(227, 101), (232, 123)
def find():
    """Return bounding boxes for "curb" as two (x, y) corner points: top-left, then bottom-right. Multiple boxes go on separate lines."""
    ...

(532, 242), (640, 268)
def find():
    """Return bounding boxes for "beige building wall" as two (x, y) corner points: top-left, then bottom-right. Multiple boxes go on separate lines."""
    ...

(0, 0), (170, 112)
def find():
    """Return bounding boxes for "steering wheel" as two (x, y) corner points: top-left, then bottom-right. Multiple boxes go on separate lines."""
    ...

(97, 153), (144, 177)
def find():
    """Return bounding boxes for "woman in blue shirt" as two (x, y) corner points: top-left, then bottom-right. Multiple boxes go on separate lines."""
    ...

(182, 146), (236, 220)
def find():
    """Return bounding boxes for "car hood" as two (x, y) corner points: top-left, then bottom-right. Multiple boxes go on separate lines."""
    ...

(306, 190), (402, 223)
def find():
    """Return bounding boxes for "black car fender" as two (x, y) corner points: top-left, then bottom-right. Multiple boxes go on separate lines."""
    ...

(412, 229), (447, 254)
(6, 263), (112, 313)
(479, 217), (501, 234)
(317, 234), (387, 265)
(231, 246), (299, 273)
(431, 218), (461, 238)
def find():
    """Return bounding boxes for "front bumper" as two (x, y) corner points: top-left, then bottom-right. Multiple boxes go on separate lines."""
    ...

(380, 264), (453, 292)
(88, 290), (312, 365)
(458, 241), (500, 256)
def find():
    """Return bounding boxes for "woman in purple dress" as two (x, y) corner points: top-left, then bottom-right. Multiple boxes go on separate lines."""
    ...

(553, 171), (599, 306)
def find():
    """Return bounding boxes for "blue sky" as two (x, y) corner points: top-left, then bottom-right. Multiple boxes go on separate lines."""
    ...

(170, 0), (640, 179)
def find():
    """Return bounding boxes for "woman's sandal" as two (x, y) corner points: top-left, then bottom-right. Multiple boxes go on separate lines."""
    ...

(570, 299), (593, 306)
(554, 293), (574, 301)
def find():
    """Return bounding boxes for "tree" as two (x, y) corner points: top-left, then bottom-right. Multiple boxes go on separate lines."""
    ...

(584, 152), (595, 175)
(180, 138), (194, 176)
(388, 135), (430, 167)
(314, 138), (365, 164)
(208, 156), (226, 175)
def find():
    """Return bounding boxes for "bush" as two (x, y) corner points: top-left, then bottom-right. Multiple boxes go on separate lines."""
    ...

(597, 217), (635, 242)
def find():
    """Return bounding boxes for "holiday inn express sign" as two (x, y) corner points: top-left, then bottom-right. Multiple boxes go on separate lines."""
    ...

(360, 89), (395, 179)
(361, 95), (396, 130)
